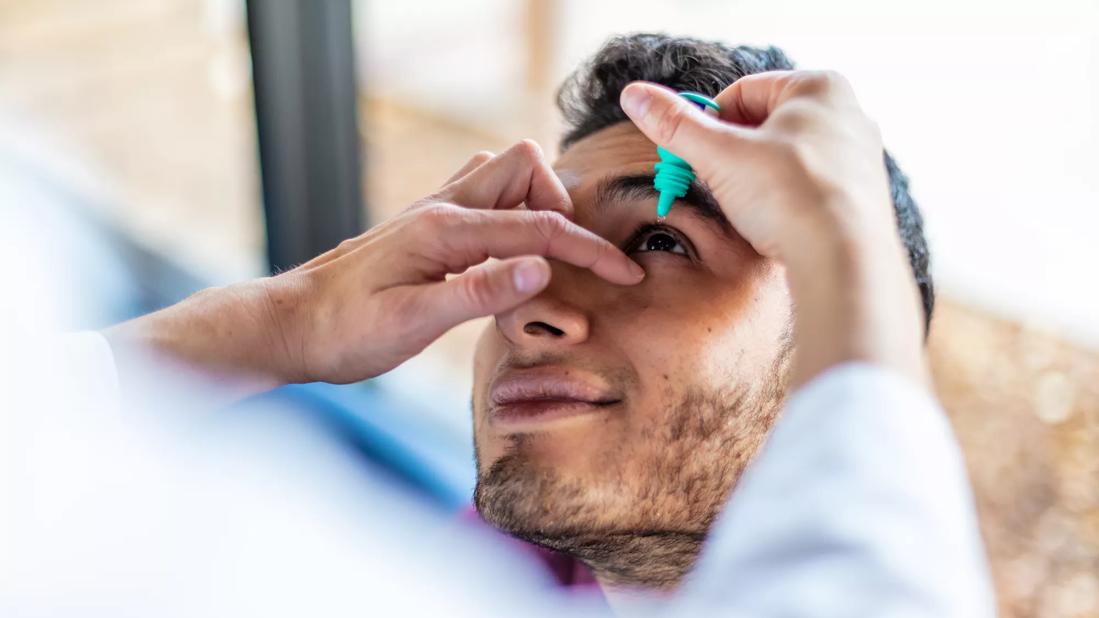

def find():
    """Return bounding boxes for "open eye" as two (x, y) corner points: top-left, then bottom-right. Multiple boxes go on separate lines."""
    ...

(628, 226), (690, 256)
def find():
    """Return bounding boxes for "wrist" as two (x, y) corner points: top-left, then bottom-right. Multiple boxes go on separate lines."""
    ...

(782, 213), (928, 388)
(253, 273), (314, 384)
(104, 277), (307, 400)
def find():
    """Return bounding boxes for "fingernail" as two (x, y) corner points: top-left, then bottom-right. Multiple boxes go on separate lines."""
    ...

(628, 260), (646, 281)
(620, 84), (652, 122)
(513, 260), (548, 293)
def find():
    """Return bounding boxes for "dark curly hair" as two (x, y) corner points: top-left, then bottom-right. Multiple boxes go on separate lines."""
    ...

(557, 33), (934, 333)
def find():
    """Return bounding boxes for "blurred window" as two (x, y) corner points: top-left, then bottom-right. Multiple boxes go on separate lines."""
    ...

(0, 0), (263, 282)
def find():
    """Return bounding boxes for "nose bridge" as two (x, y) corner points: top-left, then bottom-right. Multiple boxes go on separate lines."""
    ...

(496, 260), (603, 347)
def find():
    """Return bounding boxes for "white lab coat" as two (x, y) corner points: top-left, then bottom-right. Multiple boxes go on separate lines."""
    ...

(2, 331), (995, 617)
(675, 363), (996, 617)
(0, 175), (993, 615)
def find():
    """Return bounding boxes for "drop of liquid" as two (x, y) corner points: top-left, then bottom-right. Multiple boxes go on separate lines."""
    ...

(656, 216), (666, 223)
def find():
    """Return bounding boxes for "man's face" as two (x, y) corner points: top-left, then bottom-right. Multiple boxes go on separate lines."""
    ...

(471, 123), (793, 577)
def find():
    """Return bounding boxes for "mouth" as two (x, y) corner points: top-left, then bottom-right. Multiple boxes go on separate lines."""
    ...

(488, 366), (623, 432)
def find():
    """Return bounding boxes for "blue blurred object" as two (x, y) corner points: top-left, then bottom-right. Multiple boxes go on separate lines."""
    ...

(239, 381), (474, 512)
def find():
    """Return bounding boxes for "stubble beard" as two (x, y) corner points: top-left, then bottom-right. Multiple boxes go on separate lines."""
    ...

(474, 347), (791, 590)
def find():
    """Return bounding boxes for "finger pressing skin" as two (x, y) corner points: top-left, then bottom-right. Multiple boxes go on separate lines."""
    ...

(444, 139), (573, 215)
(418, 206), (644, 285)
(442, 150), (495, 187)
(416, 255), (551, 337)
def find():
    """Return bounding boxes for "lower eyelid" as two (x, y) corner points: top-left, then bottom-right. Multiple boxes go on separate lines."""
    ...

(633, 249), (691, 261)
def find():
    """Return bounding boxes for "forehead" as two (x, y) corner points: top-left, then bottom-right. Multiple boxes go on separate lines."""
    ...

(552, 122), (656, 198)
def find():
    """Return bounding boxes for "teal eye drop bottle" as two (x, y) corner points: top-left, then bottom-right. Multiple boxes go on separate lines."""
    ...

(653, 92), (720, 218)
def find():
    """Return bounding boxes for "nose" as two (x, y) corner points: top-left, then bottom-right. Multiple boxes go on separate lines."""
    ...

(495, 292), (590, 348)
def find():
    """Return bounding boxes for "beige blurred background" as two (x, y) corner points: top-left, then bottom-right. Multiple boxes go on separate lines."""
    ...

(1, 1), (1096, 616)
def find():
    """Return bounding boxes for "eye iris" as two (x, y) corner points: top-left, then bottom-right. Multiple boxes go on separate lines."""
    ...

(645, 232), (678, 252)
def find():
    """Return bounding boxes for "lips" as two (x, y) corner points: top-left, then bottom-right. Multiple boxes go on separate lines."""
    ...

(488, 366), (622, 431)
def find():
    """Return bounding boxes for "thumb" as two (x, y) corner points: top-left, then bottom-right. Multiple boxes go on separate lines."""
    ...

(417, 256), (551, 335)
(619, 82), (741, 169)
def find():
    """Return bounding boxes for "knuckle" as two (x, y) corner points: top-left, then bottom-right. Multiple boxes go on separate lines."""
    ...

(588, 235), (609, 268)
(806, 69), (837, 86)
(511, 138), (543, 163)
(793, 70), (840, 94)
(416, 202), (462, 232)
(770, 104), (816, 134)
(790, 141), (820, 173)
(794, 70), (856, 104)
(529, 209), (567, 243)
(400, 192), (422, 209)
(471, 150), (494, 165)
(765, 137), (798, 164)
(461, 267), (502, 309)
(764, 137), (815, 177)
(792, 72), (827, 96)
(405, 192), (444, 212)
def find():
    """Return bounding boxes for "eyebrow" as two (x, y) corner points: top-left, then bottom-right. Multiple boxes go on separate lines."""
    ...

(593, 173), (734, 235)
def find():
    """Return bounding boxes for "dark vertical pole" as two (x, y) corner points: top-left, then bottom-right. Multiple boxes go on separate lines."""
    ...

(246, 0), (364, 273)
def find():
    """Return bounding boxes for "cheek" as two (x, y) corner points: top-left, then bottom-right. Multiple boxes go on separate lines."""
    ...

(695, 273), (793, 383)
(608, 268), (790, 399)
(602, 287), (727, 410)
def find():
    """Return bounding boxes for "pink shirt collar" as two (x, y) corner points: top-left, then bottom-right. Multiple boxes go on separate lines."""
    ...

(460, 506), (601, 591)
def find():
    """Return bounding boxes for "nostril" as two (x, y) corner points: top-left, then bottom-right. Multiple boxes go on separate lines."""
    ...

(523, 321), (565, 337)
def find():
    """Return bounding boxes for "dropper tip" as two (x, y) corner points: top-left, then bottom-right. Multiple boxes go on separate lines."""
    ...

(656, 191), (675, 218)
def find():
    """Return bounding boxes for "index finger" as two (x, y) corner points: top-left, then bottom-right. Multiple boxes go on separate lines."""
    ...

(422, 207), (644, 285)
(443, 139), (573, 215)
(619, 82), (746, 172)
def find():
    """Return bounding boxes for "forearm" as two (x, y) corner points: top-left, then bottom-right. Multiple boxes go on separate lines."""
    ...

(103, 278), (302, 403)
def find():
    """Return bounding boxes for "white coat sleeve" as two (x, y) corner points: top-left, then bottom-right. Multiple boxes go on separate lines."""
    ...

(11, 331), (124, 416)
(677, 363), (996, 618)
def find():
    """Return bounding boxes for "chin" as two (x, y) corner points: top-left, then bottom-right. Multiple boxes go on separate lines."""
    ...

(490, 431), (616, 481)
(476, 442), (617, 522)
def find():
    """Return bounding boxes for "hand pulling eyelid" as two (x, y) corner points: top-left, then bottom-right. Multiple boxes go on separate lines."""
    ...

(653, 92), (720, 220)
